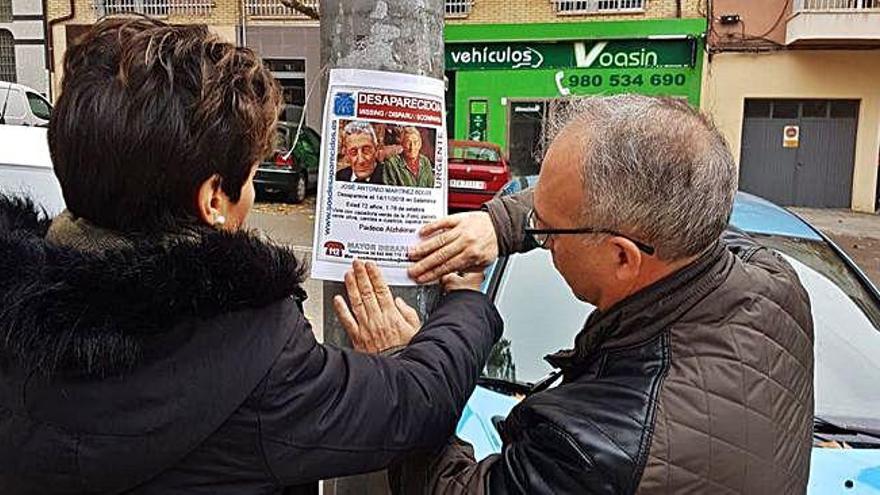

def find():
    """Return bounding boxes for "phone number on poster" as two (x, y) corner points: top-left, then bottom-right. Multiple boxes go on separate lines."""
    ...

(567, 73), (687, 88)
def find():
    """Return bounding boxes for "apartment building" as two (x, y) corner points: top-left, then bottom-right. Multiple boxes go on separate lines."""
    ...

(0, 0), (49, 95)
(703, 0), (880, 211)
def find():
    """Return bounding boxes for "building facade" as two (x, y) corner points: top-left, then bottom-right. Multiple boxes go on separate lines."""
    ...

(703, 0), (880, 211)
(0, 0), (49, 95)
(444, 0), (707, 175)
(242, 0), (320, 130)
(46, 0), (240, 99)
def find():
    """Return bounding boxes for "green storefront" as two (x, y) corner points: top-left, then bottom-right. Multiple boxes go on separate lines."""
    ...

(444, 19), (707, 175)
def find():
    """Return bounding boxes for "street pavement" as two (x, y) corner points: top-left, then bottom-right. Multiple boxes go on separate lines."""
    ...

(791, 207), (880, 287)
(248, 197), (324, 340)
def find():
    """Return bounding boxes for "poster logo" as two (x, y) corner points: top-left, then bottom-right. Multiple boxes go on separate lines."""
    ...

(324, 241), (346, 257)
(333, 93), (355, 117)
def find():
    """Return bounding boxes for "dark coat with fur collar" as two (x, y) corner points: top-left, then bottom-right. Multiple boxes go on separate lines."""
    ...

(0, 196), (503, 494)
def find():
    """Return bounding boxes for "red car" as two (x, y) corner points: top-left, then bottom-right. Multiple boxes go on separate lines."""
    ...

(448, 140), (512, 211)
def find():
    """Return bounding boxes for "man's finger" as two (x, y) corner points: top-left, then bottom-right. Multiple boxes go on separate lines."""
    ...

(408, 229), (455, 261)
(409, 239), (467, 281)
(333, 295), (360, 339)
(366, 262), (395, 309)
(418, 216), (460, 237)
(353, 259), (382, 318)
(395, 297), (421, 328)
(416, 262), (461, 284)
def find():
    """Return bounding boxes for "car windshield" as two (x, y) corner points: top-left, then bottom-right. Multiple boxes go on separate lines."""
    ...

(451, 146), (500, 162)
(487, 234), (880, 424)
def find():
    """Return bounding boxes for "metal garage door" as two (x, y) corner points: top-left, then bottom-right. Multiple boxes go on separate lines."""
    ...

(739, 99), (859, 208)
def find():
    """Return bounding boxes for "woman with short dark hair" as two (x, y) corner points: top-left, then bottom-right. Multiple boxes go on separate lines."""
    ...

(0, 17), (501, 493)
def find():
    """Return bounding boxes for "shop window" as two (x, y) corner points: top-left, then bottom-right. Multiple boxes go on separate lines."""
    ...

(0, 0), (12, 22)
(551, 0), (645, 14)
(0, 30), (14, 84)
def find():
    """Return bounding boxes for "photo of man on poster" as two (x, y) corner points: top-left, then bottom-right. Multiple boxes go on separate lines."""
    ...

(383, 126), (436, 188)
(335, 121), (386, 184)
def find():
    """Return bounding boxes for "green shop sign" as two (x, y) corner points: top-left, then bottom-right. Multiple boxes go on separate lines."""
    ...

(446, 38), (695, 71)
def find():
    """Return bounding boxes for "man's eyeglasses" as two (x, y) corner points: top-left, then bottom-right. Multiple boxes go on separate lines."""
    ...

(524, 209), (656, 255)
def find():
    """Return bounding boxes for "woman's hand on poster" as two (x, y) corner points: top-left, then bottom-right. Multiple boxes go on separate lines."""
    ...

(407, 212), (499, 284)
(333, 260), (421, 354)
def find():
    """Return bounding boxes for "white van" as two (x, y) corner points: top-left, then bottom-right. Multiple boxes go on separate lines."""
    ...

(0, 82), (53, 127)
(0, 124), (65, 216)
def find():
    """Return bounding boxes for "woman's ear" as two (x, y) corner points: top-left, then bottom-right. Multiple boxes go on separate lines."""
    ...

(195, 174), (229, 227)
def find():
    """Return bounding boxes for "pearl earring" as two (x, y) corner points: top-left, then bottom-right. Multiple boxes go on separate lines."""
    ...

(215, 214), (226, 226)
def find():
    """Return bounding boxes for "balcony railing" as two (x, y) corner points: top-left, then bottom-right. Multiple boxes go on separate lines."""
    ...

(94, 0), (213, 17)
(246, 0), (318, 18)
(795, 0), (880, 10)
(551, 0), (645, 14)
(445, 0), (473, 17)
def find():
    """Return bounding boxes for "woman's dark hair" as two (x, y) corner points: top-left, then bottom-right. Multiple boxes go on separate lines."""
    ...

(48, 16), (281, 232)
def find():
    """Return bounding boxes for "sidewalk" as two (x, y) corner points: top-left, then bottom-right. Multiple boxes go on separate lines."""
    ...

(790, 207), (880, 287)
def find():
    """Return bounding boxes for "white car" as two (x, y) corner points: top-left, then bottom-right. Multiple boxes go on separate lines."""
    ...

(0, 124), (64, 216)
(0, 81), (52, 127)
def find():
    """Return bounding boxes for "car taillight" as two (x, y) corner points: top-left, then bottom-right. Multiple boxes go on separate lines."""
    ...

(274, 152), (294, 168)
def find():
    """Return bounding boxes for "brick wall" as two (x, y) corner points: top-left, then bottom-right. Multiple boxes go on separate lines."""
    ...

(448, 0), (706, 24)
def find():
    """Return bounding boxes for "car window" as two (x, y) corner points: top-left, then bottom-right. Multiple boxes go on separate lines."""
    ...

(451, 146), (500, 162)
(489, 235), (880, 424)
(273, 127), (289, 150)
(26, 92), (51, 120)
(488, 249), (592, 384)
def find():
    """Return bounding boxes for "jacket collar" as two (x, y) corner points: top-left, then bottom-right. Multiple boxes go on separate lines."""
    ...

(546, 241), (733, 372)
(0, 195), (307, 377)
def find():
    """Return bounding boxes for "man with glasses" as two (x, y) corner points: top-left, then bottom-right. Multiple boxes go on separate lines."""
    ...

(336, 121), (386, 184)
(395, 95), (814, 494)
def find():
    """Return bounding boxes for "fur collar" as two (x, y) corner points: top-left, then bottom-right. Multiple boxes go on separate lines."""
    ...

(0, 195), (307, 376)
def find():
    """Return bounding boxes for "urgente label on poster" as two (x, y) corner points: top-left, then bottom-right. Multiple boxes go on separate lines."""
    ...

(311, 69), (448, 285)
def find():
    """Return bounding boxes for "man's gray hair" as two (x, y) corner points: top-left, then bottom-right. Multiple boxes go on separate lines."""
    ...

(545, 95), (737, 261)
(342, 120), (377, 144)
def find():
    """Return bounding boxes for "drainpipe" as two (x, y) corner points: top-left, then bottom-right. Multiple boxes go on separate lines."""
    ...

(676, 0), (682, 17)
(46, 0), (75, 100)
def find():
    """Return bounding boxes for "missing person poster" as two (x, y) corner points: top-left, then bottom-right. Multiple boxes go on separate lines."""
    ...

(311, 69), (448, 284)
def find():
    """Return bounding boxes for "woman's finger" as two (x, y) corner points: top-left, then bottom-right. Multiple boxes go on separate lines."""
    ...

(333, 295), (360, 343)
(353, 259), (382, 320)
(343, 269), (368, 324)
(395, 297), (421, 329)
(366, 262), (396, 310)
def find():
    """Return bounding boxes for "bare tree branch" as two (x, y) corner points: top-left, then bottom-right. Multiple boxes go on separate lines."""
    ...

(278, 0), (320, 19)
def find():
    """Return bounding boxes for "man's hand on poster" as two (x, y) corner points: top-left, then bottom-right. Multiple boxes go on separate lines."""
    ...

(333, 260), (421, 354)
(407, 212), (499, 284)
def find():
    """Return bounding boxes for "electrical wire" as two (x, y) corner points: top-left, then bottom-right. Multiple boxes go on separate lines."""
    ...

(284, 62), (330, 161)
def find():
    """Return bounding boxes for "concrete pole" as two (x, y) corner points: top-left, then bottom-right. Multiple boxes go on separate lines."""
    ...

(319, 1), (445, 493)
